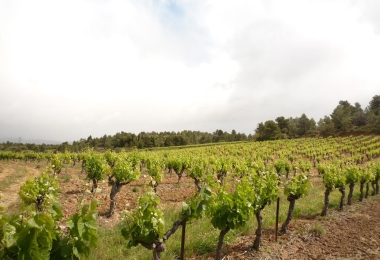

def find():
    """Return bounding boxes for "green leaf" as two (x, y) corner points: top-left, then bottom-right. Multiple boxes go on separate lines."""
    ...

(17, 227), (41, 260)
(81, 205), (89, 216)
(3, 223), (16, 248)
(77, 217), (85, 238)
(72, 243), (80, 259)
(90, 199), (98, 211)
(50, 203), (63, 220)
(36, 229), (53, 260)
(60, 244), (73, 258)
(84, 220), (97, 230)
(34, 213), (55, 230)
(67, 219), (74, 230)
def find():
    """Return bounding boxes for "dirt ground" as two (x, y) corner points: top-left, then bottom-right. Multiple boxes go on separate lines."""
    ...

(1, 161), (380, 259)
(0, 161), (197, 226)
(213, 197), (380, 260)
(0, 161), (40, 209)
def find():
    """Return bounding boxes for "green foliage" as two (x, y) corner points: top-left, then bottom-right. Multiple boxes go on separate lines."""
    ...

(59, 199), (99, 260)
(62, 150), (72, 164)
(85, 152), (110, 184)
(284, 173), (311, 198)
(182, 187), (213, 221)
(1, 174), (98, 260)
(121, 192), (165, 247)
(298, 160), (312, 173)
(250, 171), (280, 212)
(316, 163), (327, 175)
(322, 164), (346, 189)
(345, 165), (360, 184)
(104, 150), (118, 167)
(146, 158), (165, 188)
(19, 172), (59, 210)
(374, 163), (380, 180)
(127, 152), (141, 169)
(273, 160), (288, 175)
(250, 160), (266, 174)
(365, 162), (380, 181)
(210, 179), (253, 231)
(232, 160), (250, 178)
(330, 100), (356, 131)
(9, 212), (59, 260)
(212, 158), (231, 175)
(188, 158), (206, 180)
(171, 157), (190, 174)
(111, 157), (140, 183)
(50, 155), (62, 174)
(255, 120), (282, 141)
(360, 166), (375, 183)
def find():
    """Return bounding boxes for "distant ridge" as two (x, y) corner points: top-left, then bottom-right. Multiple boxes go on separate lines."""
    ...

(0, 137), (63, 145)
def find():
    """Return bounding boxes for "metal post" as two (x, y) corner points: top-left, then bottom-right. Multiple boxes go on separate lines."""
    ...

(275, 197), (280, 242)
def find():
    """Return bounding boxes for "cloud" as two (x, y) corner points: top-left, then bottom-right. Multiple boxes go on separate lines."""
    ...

(0, 0), (379, 141)
(201, 0), (380, 132)
(353, 0), (380, 35)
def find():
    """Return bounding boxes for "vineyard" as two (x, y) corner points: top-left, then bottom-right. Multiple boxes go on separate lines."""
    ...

(1, 135), (380, 259)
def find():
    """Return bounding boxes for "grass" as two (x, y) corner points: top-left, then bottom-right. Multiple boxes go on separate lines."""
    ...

(309, 223), (326, 237)
(0, 164), (29, 191)
(89, 205), (219, 260)
(58, 173), (72, 183)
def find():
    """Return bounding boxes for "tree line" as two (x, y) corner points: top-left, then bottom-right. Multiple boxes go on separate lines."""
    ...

(254, 95), (380, 141)
(0, 130), (251, 152)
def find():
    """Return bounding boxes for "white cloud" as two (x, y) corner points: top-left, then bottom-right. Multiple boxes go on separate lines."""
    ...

(0, 0), (379, 141)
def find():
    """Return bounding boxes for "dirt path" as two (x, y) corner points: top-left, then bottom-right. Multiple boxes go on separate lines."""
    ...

(0, 162), (41, 209)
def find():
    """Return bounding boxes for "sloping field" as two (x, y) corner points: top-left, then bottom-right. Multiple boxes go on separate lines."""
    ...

(1, 135), (380, 259)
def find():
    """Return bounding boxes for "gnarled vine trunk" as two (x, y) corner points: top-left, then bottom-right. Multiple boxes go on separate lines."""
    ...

(347, 183), (355, 205)
(91, 179), (98, 193)
(371, 181), (377, 196)
(108, 176), (131, 217)
(339, 186), (345, 210)
(253, 208), (264, 250)
(217, 172), (226, 185)
(152, 243), (166, 260)
(138, 220), (184, 260)
(108, 181), (123, 217)
(321, 187), (331, 216)
(153, 182), (159, 194)
(216, 227), (230, 260)
(81, 160), (86, 173)
(359, 181), (365, 202)
(36, 195), (44, 213)
(176, 169), (186, 183)
(193, 178), (202, 193)
(280, 194), (299, 234)
(365, 182), (370, 199)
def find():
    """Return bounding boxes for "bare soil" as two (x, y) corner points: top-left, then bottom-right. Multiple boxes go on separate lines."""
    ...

(2, 161), (380, 259)
(198, 197), (380, 260)
(0, 161), (40, 209)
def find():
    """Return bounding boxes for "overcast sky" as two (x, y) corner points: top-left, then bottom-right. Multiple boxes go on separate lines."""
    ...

(1, 0), (379, 142)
